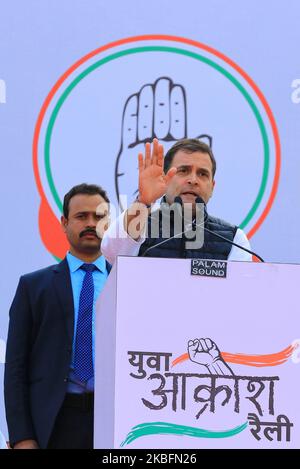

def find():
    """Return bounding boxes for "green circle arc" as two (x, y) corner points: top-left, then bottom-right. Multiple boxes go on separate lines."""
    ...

(44, 45), (270, 230)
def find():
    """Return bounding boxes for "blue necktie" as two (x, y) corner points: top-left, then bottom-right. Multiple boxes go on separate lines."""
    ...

(74, 263), (96, 382)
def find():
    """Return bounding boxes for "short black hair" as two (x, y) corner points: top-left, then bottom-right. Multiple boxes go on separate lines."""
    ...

(163, 138), (216, 178)
(63, 183), (109, 218)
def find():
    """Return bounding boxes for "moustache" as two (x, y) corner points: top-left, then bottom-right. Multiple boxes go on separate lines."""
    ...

(79, 229), (99, 239)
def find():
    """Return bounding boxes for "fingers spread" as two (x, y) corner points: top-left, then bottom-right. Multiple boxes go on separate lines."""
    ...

(138, 153), (144, 172)
(157, 143), (164, 167)
(152, 138), (158, 165)
(144, 142), (151, 168)
(165, 167), (177, 183)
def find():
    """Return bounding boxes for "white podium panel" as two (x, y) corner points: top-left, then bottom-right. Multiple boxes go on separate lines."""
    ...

(95, 257), (300, 449)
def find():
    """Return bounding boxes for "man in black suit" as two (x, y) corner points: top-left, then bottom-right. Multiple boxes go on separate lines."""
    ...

(4, 183), (110, 449)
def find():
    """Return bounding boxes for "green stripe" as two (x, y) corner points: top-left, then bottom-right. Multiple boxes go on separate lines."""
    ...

(121, 420), (248, 446)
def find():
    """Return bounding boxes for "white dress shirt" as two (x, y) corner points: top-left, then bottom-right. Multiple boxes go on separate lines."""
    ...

(102, 210), (252, 264)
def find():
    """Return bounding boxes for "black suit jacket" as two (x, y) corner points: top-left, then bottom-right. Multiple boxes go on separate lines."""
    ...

(4, 258), (111, 448)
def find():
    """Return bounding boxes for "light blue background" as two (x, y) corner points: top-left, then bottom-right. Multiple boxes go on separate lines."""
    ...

(1, 0), (300, 441)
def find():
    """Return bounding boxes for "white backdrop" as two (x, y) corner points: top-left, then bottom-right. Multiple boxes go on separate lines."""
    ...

(1, 0), (300, 440)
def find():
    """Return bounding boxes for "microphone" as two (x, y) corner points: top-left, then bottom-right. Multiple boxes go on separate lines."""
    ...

(140, 196), (188, 257)
(193, 196), (264, 262)
(141, 196), (264, 262)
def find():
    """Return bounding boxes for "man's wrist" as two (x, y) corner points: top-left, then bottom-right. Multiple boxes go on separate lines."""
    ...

(13, 439), (39, 449)
(135, 196), (152, 208)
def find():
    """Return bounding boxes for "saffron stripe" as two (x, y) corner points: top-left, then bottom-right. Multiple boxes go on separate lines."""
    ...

(172, 343), (298, 368)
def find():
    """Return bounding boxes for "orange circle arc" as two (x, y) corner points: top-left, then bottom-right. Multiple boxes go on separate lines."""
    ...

(33, 34), (280, 246)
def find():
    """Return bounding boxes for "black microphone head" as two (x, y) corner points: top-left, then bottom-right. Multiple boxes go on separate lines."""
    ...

(174, 196), (183, 206)
(195, 196), (206, 206)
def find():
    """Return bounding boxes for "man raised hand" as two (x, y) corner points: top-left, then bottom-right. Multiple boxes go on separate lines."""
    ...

(102, 137), (252, 263)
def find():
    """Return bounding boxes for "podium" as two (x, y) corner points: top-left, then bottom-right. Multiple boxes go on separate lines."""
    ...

(94, 257), (300, 449)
